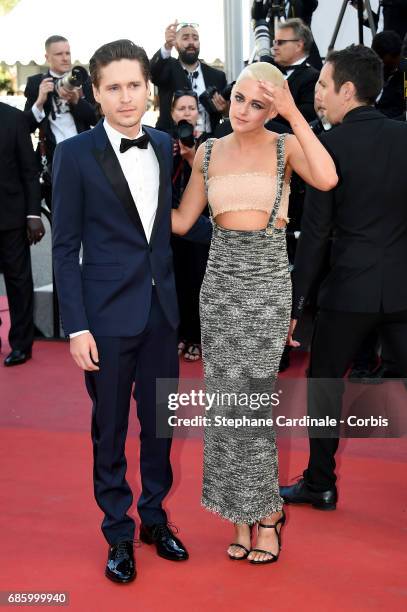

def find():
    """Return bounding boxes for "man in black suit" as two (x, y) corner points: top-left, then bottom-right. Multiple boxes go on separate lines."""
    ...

(281, 45), (407, 509)
(150, 22), (228, 134)
(272, 18), (319, 124)
(0, 102), (44, 366)
(24, 34), (97, 206)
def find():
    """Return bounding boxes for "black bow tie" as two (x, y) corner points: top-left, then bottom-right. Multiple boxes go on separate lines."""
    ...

(276, 64), (302, 76)
(184, 69), (199, 81)
(119, 132), (149, 153)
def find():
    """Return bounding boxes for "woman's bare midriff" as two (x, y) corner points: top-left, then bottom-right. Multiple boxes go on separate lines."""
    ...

(214, 210), (287, 231)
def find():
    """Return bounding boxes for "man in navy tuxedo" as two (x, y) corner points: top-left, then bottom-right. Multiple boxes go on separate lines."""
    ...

(52, 39), (207, 583)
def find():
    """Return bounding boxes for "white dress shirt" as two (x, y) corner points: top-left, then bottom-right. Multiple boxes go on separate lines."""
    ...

(70, 119), (160, 339)
(284, 56), (308, 80)
(160, 46), (211, 133)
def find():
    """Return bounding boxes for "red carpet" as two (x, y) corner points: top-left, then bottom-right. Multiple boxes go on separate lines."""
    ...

(0, 296), (406, 611)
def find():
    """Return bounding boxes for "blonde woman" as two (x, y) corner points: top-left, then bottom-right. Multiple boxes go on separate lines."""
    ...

(172, 63), (337, 564)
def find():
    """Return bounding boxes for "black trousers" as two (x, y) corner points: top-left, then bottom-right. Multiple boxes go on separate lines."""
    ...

(304, 309), (407, 491)
(171, 235), (209, 344)
(0, 227), (34, 352)
(85, 289), (179, 544)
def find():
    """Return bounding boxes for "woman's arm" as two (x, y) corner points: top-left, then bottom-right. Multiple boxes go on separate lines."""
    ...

(171, 143), (208, 235)
(259, 80), (338, 191)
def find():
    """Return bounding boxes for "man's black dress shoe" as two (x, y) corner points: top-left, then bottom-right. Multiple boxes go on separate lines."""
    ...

(105, 540), (136, 583)
(140, 523), (189, 561)
(4, 349), (32, 367)
(348, 366), (377, 382)
(280, 478), (337, 510)
(349, 364), (402, 384)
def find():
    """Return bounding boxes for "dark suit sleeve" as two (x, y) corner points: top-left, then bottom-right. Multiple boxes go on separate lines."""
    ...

(291, 183), (335, 319)
(150, 49), (172, 86)
(71, 98), (97, 127)
(24, 76), (43, 133)
(52, 141), (89, 335)
(15, 112), (41, 217)
(70, 78), (97, 127)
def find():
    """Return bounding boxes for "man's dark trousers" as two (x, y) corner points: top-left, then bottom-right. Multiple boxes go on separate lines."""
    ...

(304, 308), (407, 492)
(85, 287), (178, 545)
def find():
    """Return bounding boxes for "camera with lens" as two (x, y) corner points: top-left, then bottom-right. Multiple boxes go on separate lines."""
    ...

(55, 65), (89, 94)
(199, 85), (220, 115)
(251, 0), (288, 62)
(176, 119), (195, 148)
(199, 82), (235, 115)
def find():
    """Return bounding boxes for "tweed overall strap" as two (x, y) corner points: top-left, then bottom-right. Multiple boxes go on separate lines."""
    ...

(266, 133), (287, 234)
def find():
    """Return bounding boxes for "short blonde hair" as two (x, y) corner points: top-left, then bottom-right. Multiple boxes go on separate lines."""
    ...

(235, 62), (285, 88)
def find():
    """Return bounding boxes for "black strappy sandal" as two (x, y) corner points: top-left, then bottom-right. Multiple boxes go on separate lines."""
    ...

(228, 525), (254, 561)
(249, 509), (286, 565)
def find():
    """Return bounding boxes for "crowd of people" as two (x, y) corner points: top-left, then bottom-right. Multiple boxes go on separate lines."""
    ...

(1, 0), (407, 583)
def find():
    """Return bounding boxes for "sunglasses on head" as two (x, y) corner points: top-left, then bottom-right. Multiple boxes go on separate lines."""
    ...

(176, 22), (199, 32)
(173, 89), (198, 101)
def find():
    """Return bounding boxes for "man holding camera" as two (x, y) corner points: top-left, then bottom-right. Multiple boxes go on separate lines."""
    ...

(24, 35), (97, 206)
(150, 22), (227, 135)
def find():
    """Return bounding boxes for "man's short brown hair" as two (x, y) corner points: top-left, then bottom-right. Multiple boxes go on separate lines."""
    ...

(89, 39), (150, 88)
(45, 35), (68, 50)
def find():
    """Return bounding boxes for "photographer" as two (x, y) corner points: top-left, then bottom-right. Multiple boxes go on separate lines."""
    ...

(150, 22), (228, 135)
(171, 89), (209, 362)
(24, 35), (97, 207)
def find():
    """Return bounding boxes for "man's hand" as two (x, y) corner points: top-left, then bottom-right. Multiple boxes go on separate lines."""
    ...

(58, 85), (81, 105)
(35, 77), (54, 110)
(165, 20), (178, 50)
(27, 218), (45, 245)
(70, 332), (100, 371)
(286, 319), (301, 348)
(212, 92), (228, 114)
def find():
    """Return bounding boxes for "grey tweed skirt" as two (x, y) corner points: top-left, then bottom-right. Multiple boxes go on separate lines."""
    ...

(200, 223), (291, 524)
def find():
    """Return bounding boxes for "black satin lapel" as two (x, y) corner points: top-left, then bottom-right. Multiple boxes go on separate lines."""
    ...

(148, 137), (166, 243)
(93, 141), (146, 240)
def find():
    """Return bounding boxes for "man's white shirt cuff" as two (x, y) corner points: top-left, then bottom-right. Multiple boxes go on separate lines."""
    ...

(32, 104), (46, 123)
(160, 45), (171, 59)
(70, 330), (90, 338)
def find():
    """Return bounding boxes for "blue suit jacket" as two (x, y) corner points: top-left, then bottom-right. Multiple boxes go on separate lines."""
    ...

(52, 120), (187, 337)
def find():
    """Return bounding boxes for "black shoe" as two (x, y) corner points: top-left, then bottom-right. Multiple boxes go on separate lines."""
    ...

(4, 349), (32, 367)
(349, 363), (402, 384)
(249, 509), (286, 565)
(348, 365), (377, 382)
(140, 523), (189, 561)
(280, 478), (337, 510)
(105, 540), (136, 583)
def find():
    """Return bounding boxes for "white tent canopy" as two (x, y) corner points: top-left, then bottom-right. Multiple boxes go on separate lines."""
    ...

(0, 0), (382, 67)
(0, 0), (226, 65)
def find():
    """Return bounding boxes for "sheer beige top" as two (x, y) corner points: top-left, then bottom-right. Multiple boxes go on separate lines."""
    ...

(207, 173), (291, 223)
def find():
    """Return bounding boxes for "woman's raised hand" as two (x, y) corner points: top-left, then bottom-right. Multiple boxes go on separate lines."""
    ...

(258, 79), (299, 123)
